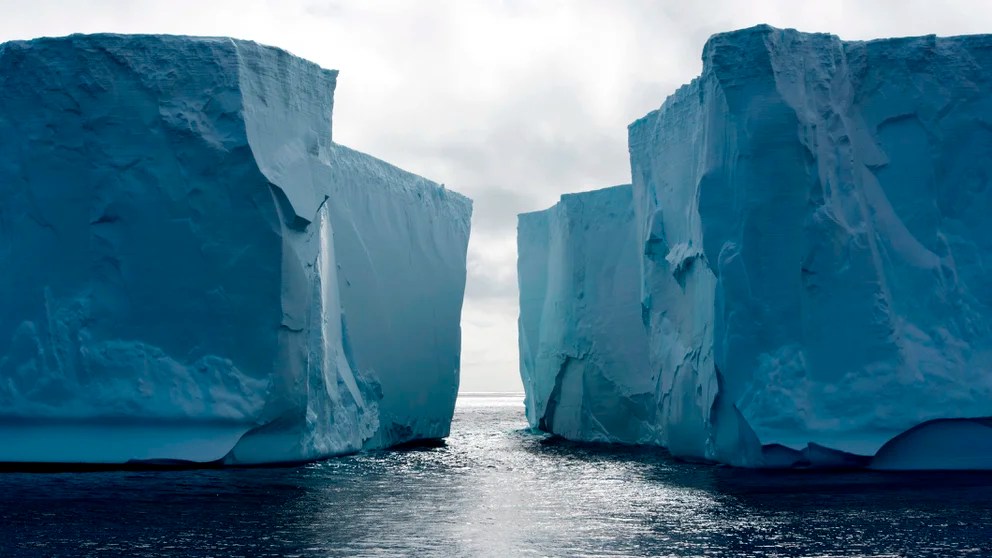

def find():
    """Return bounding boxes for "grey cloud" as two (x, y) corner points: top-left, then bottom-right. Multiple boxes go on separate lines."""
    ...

(464, 264), (517, 302)
(303, 2), (346, 18)
(362, 67), (661, 236)
(467, 187), (537, 232)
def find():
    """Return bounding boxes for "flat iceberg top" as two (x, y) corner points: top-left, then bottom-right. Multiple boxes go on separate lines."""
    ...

(633, 24), (992, 134)
(0, 33), (335, 85)
(330, 143), (472, 228)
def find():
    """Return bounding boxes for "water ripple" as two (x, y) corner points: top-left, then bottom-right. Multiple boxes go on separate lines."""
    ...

(1, 395), (991, 557)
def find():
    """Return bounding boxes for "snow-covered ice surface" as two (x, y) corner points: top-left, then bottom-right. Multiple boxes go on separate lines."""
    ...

(518, 186), (652, 444)
(0, 34), (471, 465)
(521, 25), (992, 469)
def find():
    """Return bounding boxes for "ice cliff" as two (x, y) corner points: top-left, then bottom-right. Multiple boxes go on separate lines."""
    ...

(521, 25), (992, 469)
(0, 34), (472, 465)
(518, 186), (652, 444)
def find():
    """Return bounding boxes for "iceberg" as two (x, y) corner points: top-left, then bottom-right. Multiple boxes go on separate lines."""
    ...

(631, 25), (992, 469)
(520, 25), (992, 469)
(0, 34), (471, 465)
(518, 185), (653, 444)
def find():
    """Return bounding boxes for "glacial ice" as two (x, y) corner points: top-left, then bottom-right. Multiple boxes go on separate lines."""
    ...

(0, 34), (471, 465)
(518, 185), (652, 444)
(519, 25), (992, 469)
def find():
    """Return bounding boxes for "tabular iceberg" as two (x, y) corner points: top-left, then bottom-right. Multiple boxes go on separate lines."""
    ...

(518, 186), (652, 444)
(0, 34), (471, 465)
(520, 25), (992, 469)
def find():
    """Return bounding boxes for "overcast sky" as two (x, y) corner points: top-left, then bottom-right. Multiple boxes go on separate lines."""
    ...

(3, 0), (992, 391)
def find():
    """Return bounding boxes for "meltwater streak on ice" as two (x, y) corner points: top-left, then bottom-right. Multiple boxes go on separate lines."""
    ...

(519, 25), (992, 469)
(2, 396), (991, 558)
(0, 34), (471, 465)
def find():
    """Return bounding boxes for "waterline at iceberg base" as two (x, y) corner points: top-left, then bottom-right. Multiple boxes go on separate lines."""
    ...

(518, 25), (992, 470)
(0, 35), (472, 466)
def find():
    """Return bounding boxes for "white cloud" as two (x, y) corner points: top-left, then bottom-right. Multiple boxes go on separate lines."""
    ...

(2, 0), (991, 391)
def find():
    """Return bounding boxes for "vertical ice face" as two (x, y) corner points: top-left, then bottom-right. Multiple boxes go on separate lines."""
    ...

(629, 25), (992, 468)
(0, 34), (471, 465)
(518, 25), (992, 469)
(324, 144), (471, 449)
(517, 185), (653, 444)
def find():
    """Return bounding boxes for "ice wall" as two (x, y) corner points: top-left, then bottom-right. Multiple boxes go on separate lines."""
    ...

(629, 25), (992, 468)
(0, 34), (471, 465)
(517, 186), (653, 444)
(324, 144), (470, 449)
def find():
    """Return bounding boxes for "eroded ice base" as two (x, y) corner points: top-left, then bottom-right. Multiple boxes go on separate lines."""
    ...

(870, 418), (992, 470)
(0, 422), (250, 464)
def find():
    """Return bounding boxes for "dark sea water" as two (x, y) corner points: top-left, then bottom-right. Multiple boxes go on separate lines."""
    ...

(1, 394), (991, 557)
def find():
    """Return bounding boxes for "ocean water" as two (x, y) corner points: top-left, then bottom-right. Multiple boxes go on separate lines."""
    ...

(1, 394), (990, 557)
